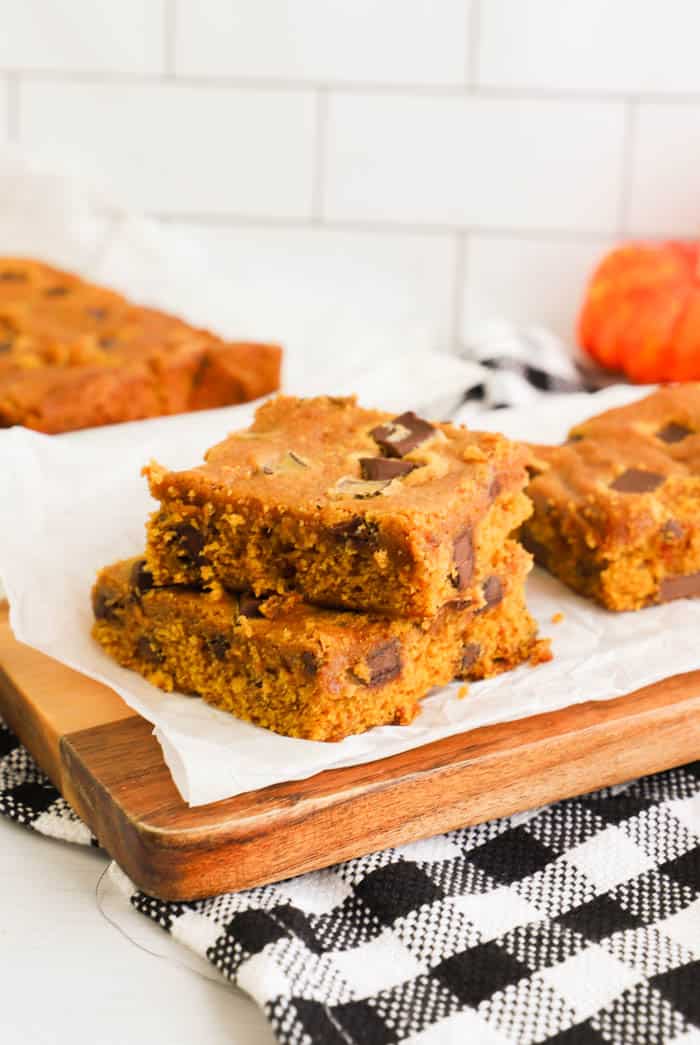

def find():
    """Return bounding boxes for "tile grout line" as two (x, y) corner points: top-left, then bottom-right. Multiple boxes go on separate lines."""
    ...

(617, 99), (638, 238)
(311, 88), (328, 223)
(5, 66), (700, 105)
(156, 212), (620, 241)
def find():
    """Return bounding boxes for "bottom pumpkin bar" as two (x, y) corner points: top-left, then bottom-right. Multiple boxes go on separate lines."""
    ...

(92, 542), (548, 742)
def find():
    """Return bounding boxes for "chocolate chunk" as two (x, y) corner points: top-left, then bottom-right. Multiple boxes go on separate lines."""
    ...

(480, 575), (503, 611)
(566, 433), (584, 443)
(489, 476), (502, 499)
(44, 286), (69, 297)
(301, 651), (319, 676)
(92, 586), (124, 621)
(238, 593), (264, 618)
(609, 468), (665, 494)
(0, 341), (12, 353)
(364, 639), (402, 687)
(86, 306), (107, 320)
(658, 571), (700, 602)
(205, 634), (230, 660)
(370, 411), (435, 458)
(662, 519), (684, 541)
(130, 558), (154, 595)
(657, 422), (693, 444)
(452, 529), (474, 590)
(331, 517), (380, 545)
(460, 642), (481, 673)
(359, 457), (416, 481)
(0, 270), (26, 282)
(135, 635), (164, 665)
(99, 336), (116, 349)
(521, 530), (550, 567)
(173, 522), (206, 563)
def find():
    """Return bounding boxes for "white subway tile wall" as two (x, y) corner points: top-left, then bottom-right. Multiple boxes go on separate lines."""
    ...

(2, 0), (699, 348)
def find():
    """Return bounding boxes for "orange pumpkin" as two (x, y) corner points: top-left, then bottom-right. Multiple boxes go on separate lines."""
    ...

(578, 241), (700, 383)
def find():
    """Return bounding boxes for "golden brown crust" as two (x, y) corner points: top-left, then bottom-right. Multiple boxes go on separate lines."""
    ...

(92, 542), (539, 741)
(0, 257), (281, 433)
(523, 385), (700, 610)
(144, 395), (532, 618)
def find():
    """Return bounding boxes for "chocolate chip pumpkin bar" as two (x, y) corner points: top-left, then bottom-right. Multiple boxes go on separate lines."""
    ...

(144, 395), (532, 618)
(92, 542), (541, 742)
(0, 257), (281, 433)
(523, 385), (700, 611)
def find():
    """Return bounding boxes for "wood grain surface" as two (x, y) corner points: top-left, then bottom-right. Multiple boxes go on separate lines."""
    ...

(1, 607), (698, 900)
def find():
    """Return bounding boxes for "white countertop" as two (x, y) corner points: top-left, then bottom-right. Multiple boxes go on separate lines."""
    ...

(0, 816), (275, 1044)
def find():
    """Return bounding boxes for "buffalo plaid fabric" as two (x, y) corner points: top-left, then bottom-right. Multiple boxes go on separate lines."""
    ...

(2, 718), (698, 1045)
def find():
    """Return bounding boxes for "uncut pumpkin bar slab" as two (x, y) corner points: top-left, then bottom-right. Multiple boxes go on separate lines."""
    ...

(92, 542), (544, 742)
(523, 384), (700, 611)
(145, 395), (532, 618)
(0, 257), (281, 433)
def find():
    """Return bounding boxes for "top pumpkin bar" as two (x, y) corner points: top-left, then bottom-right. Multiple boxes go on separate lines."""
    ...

(144, 395), (532, 618)
(523, 384), (700, 611)
(0, 258), (281, 433)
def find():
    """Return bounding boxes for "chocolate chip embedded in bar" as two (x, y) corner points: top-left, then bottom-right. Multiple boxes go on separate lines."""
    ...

(359, 458), (417, 481)
(460, 643), (481, 673)
(658, 571), (700, 602)
(370, 411), (435, 458)
(609, 468), (665, 494)
(364, 639), (402, 686)
(173, 522), (207, 562)
(657, 422), (693, 444)
(452, 529), (474, 590)
(479, 575), (504, 612)
(130, 558), (155, 595)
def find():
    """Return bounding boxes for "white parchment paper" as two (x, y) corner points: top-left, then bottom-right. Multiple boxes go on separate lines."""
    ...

(2, 385), (699, 806)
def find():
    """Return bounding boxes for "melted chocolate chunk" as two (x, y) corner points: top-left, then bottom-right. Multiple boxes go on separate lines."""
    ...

(92, 586), (124, 621)
(172, 522), (206, 563)
(130, 558), (154, 595)
(658, 571), (700, 603)
(86, 306), (107, 320)
(657, 422), (693, 444)
(205, 634), (230, 660)
(99, 337), (116, 349)
(609, 468), (665, 494)
(0, 341), (12, 353)
(576, 558), (603, 579)
(460, 642), (481, 673)
(0, 270), (26, 282)
(364, 639), (402, 687)
(330, 517), (380, 546)
(370, 411), (435, 458)
(480, 575), (503, 611)
(44, 286), (69, 297)
(359, 457), (416, 481)
(301, 651), (319, 676)
(662, 519), (684, 541)
(238, 593), (264, 618)
(489, 476), (502, 499)
(452, 529), (474, 590)
(135, 635), (164, 665)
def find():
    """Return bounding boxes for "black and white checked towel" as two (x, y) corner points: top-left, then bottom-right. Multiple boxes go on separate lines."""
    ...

(1, 329), (699, 1044)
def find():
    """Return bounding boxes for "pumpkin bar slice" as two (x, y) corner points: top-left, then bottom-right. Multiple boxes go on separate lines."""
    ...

(92, 542), (545, 742)
(144, 395), (532, 618)
(0, 257), (281, 433)
(523, 385), (700, 611)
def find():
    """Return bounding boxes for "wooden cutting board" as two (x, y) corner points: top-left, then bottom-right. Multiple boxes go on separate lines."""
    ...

(0, 604), (698, 902)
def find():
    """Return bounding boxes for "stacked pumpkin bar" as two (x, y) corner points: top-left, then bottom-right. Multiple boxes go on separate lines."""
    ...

(92, 396), (549, 741)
